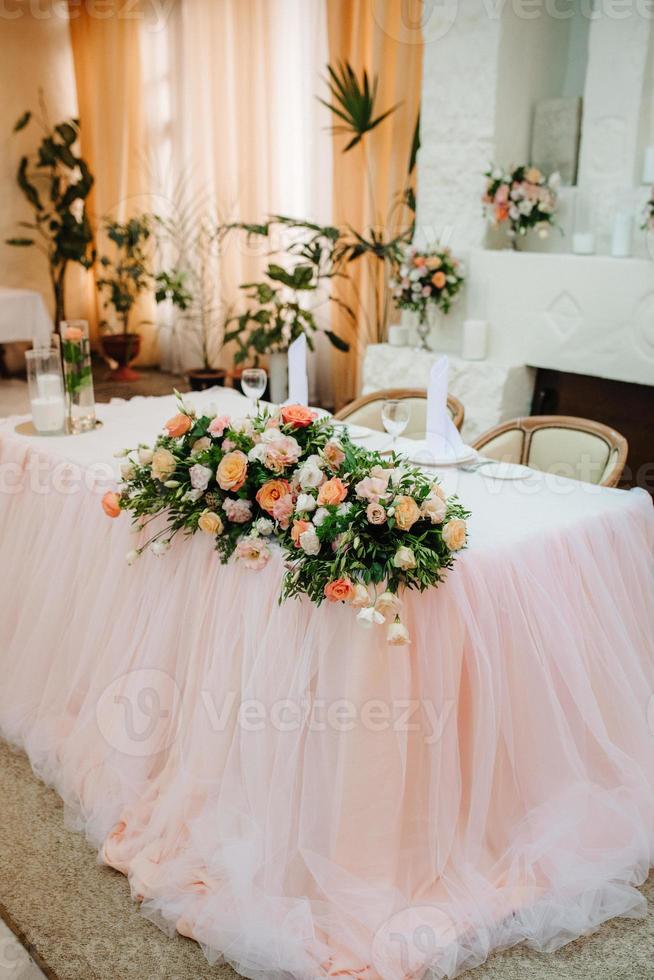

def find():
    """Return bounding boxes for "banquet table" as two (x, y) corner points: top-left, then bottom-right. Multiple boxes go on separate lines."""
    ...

(0, 388), (653, 980)
(0, 286), (53, 348)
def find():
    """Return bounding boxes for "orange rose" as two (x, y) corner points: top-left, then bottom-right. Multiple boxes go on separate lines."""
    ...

(324, 578), (355, 603)
(165, 413), (193, 438)
(413, 255), (426, 267)
(217, 450), (248, 492)
(63, 326), (83, 343)
(317, 477), (348, 507)
(291, 519), (311, 548)
(281, 405), (317, 428)
(256, 478), (291, 514)
(393, 495), (421, 531)
(431, 271), (446, 289)
(495, 204), (509, 223)
(102, 491), (121, 518)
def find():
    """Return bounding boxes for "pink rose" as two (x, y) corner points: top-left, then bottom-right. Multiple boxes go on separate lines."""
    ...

(235, 536), (271, 570)
(494, 184), (509, 205)
(209, 415), (230, 438)
(366, 502), (387, 525)
(223, 497), (253, 523)
(272, 493), (294, 529)
(322, 440), (346, 470)
(222, 438), (236, 452)
(355, 476), (389, 502)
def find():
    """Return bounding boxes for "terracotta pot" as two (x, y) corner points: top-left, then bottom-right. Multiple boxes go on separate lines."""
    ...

(187, 367), (227, 391)
(102, 333), (141, 381)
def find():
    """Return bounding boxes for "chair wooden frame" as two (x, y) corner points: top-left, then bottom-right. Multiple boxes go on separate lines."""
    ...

(334, 388), (465, 432)
(472, 415), (628, 488)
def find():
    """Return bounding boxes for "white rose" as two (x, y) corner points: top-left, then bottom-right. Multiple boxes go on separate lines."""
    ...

(295, 492), (317, 513)
(375, 591), (402, 618)
(387, 619), (411, 646)
(312, 507), (329, 527)
(299, 528), (321, 556)
(150, 540), (171, 557)
(296, 456), (325, 490)
(231, 417), (254, 436)
(138, 446), (154, 465)
(125, 549), (139, 566)
(350, 582), (371, 608)
(337, 501), (353, 517)
(254, 517), (274, 536)
(189, 463), (213, 491)
(182, 488), (203, 503)
(120, 461), (136, 480)
(393, 546), (416, 571)
(356, 606), (385, 629)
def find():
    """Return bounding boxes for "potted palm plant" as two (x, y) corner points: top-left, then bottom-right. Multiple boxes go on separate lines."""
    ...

(96, 216), (155, 381)
(5, 101), (95, 326)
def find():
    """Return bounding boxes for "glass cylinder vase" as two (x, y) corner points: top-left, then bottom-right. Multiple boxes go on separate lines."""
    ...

(60, 319), (96, 433)
(25, 348), (66, 436)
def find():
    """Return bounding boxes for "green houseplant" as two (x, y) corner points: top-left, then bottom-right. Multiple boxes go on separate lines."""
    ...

(6, 103), (95, 327)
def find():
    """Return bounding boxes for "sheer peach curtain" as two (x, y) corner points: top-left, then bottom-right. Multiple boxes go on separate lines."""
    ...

(68, 0), (157, 361)
(327, 0), (423, 408)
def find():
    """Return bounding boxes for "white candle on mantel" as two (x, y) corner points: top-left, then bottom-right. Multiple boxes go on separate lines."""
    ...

(461, 319), (488, 360)
(611, 212), (632, 258)
(572, 232), (595, 255)
(643, 146), (654, 184)
(31, 395), (65, 434)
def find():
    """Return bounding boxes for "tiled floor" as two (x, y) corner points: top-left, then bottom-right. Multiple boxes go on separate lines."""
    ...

(0, 920), (45, 979)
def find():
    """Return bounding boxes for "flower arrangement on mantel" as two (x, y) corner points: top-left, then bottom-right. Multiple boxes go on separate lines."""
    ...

(390, 245), (465, 350)
(483, 165), (560, 247)
(102, 395), (469, 645)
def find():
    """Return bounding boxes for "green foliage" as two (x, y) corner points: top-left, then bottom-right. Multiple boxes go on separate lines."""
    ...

(6, 103), (95, 325)
(96, 216), (154, 334)
(318, 62), (399, 152)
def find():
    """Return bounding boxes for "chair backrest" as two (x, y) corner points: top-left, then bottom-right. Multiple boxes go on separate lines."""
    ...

(472, 415), (628, 487)
(334, 388), (465, 436)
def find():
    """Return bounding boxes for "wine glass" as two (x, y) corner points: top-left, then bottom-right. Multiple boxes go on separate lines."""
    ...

(241, 368), (267, 414)
(381, 399), (410, 451)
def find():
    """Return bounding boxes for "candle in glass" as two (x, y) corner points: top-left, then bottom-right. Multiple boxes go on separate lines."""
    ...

(25, 348), (66, 435)
(60, 319), (96, 433)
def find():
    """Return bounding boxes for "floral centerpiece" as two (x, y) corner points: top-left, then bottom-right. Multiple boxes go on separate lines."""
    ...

(390, 245), (464, 351)
(102, 394), (469, 645)
(483, 165), (560, 248)
(641, 187), (654, 233)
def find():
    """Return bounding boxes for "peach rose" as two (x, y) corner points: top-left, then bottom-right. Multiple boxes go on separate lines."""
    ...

(291, 519), (312, 548)
(324, 578), (355, 603)
(425, 255), (442, 270)
(256, 479), (291, 514)
(101, 491), (121, 518)
(164, 413), (193, 438)
(151, 448), (177, 481)
(217, 450), (248, 492)
(317, 477), (348, 507)
(421, 493), (446, 524)
(198, 511), (224, 536)
(281, 405), (318, 428)
(526, 167), (542, 184)
(393, 495), (421, 531)
(366, 502), (387, 525)
(443, 518), (467, 551)
(431, 271), (447, 289)
(63, 325), (83, 343)
(322, 440), (345, 470)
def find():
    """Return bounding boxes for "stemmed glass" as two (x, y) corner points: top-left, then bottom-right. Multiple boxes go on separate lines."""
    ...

(381, 399), (410, 451)
(241, 367), (267, 414)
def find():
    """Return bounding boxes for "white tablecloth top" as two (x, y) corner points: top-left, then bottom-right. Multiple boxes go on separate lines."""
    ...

(2, 386), (651, 559)
(0, 286), (53, 346)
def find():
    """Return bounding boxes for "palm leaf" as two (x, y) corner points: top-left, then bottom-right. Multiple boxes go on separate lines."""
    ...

(318, 61), (399, 152)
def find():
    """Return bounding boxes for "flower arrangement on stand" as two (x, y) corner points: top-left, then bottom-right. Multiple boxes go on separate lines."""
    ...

(641, 187), (654, 232)
(102, 394), (469, 645)
(483, 165), (560, 248)
(390, 245), (464, 351)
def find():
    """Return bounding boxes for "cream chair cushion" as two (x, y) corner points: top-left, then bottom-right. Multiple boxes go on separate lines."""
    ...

(527, 428), (610, 483)
(339, 396), (455, 439)
(477, 429), (525, 464)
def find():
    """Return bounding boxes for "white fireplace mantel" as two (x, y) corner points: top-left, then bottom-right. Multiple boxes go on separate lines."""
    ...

(466, 249), (654, 388)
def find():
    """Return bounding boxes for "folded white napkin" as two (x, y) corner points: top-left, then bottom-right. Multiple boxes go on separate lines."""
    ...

(425, 356), (467, 461)
(287, 334), (308, 406)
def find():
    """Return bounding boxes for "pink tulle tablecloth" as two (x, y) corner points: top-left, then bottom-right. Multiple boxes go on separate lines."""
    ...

(0, 389), (653, 980)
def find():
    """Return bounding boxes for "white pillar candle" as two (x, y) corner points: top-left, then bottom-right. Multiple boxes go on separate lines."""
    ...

(31, 395), (65, 434)
(461, 319), (488, 360)
(572, 232), (595, 255)
(611, 212), (632, 258)
(643, 146), (654, 184)
(387, 324), (408, 347)
(37, 372), (64, 399)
